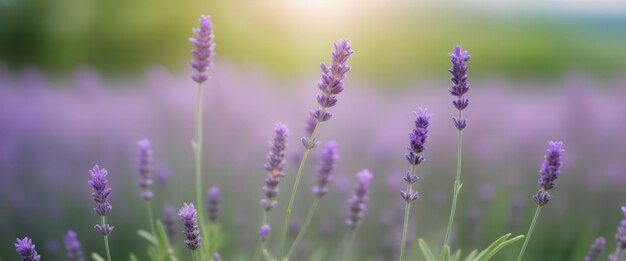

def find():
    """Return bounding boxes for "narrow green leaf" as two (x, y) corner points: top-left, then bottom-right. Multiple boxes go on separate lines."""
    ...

(451, 249), (462, 261)
(129, 253), (139, 261)
(261, 247), (274, 261)
(442, 245), (451, 261)
(137, 229), (158, 246)
(92, 253), (106, 261)
(474, 233), (511, 261)
(464, 250), (478, 261)
(418, 239), (436, 261)
(477, 235), (525, 261)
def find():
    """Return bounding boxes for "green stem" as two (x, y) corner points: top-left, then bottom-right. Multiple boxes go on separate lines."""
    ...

(253, 212), (268, 261)
(278, 119), (323, 260)
(399, 165), (417, 261)
(342, 230), (358, 261)
(191, 250), (198, 261)
(146, 201), (156, 236)
(286, 198), (320, 258)
(441, 110), (463, 259)
(194, 83), (210, 258)
(516, 205), (542, 261)
(101, 216), (112, 261)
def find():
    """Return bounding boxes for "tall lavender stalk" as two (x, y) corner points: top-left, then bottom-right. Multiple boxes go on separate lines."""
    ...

(189, 14), (215, 256)
(286, 141), (339, 257)
(206, 186), (221, 222)
(610, 207), (626, 261)
(64, 231), (84, 261)
(179, 203), (202, 260)
(162, 204), (178, 244)
(253, 123), (289, 261)
(584, 237), (605, 261)
(137, 138), (156, 236)
(400, 108), (430, 261)
(516, 141), (564, 261)
(88, 165), (113, 261)
(342, 169), (373, 260)
(441, 45), (471, 258)
(278, 39), (354, 260)
(15, 237), (41, 261)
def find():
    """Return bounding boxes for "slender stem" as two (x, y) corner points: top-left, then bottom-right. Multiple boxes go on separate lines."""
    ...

(611, 247), (622, 261)
(101, 216), (112, 261)
(253, 212), (268, 261)
(441, 110), (463, 259)
(516, 205), (542, 261)
(191, 250), (198, 261)
(278, 120), (323, 260)
(287, 198), (320, 258)
(399, 165), (417, 261)
(146, 201), (156, 236)
(342, 230), (358, 261)
(194, 84), (205, 221)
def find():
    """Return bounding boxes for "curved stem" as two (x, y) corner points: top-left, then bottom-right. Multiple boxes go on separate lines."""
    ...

(101, 216), (112, 261)
(146, 201), (156, 236)
(441, 110), (463, 259)
(516, 206), (542, 261)
(399, 165), (417, 261)
(287, 198), (320, 258)
(342, 230), (358, 261)
(278, 120), (323, 260)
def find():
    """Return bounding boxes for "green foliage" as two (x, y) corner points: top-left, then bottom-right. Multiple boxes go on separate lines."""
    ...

(418, 239), (436, 261)
(136, 221), (178, 261)
(92, 253), (106, 261)
(419, 234), (524, 261)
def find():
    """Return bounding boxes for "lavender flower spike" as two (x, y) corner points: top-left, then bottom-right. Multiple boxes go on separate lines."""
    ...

(312, 141), (339, 197)
(533, 141), (564, 206)
(206, 186), (221, 222)
(64, 231), (84, 261)
(15, 237), (41, 261)
(179, 203), (202, 250)
(612, 206), (626, 261)
(405, 108), (430, 166)
(189, 15), (215, 84)
(137, 138), (153, 200)
(448, 45), (471, 130)
(310, 39), (354, 125)
(89, 165), (114, 235)
(584, 237), (605, 261)
(162, 204), (177, 244)
(261, 123), (289, 212)
(346, 169), (373, 230)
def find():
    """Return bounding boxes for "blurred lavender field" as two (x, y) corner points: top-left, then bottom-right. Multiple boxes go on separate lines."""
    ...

(1, 60), (626, 259)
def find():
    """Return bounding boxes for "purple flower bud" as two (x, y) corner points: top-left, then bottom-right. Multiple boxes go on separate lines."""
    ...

(312, 141), (339, 198)
(403, 171), (419, 184)
(305, 115), (317, 138)
(64, 231), (84, 261)
(259, 224), (271, 241)
(88, 165), (112, 216)
(189, 15), (215, 84)
(137, 138), (153, 200)
(213, 253), (222, 261)
(533, 190), (551, 206)
(537, 141), (564, 191)
(301, 137), (319, 149)
(178, 203), (202, 250)
(616, 207), (626, 249)
(400, 191), (419, 203)
(162, 204), (177, 244)
(448, 45), (471, 130)
(94, 224), (114, 236)
(156, 164), (171, 189)
(406, 108), (430, 166)
(15, 237), (41, 261)
(584, 237), (605, 261)
(261, 124), (289, 211)
(206, 186), (221, 222)
(311, 39), (354, 123)
(260, 199), (277, 211)
(346, 169), (373, 230)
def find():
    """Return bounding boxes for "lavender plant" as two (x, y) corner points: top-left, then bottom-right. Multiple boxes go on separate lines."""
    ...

(516, 141), (564, 261)
(206, 186), (221, 223)
(342, 169), (373, 260)
(610, 207), (626, 261)
(584, 237), (605, 261)
(179, 203), (201, 259)
(278, 38), (354, 261)
(64, 231), (84, 261)
(286, 141), (340, 258)
(14, 237), (40, 261)
(88, 165), (113, 261)
(137, 138), (156, 236)
(253, 123), (289, 261)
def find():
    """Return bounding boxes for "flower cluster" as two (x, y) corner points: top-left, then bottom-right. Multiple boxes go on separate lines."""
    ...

(64, 231), (84, 261)
(533, 141), (564, 206)
(448, 45), (471, 130)
(88, 165), (114, 235)
(207, 186), (222, 222)
(189, 15), (215, 84)
(346, 169), (373, 230)
(401, 108), (430, 203)
(312, 141), (339, 197)
(260, 123), (289, 212)
(14, 237), (40, 261)
(584, 237), (605, 261)
(178, 203), (201, 250)
(613, 206), (626, 259)
(137, 138), (153, 200)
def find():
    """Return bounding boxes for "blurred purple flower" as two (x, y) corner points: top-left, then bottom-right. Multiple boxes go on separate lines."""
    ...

(15, 237), (41, 261)
(162, 204), (177, 244)
(312, 141), (339, 197)
(137, 138), (153, 200)
(189, 15), (215, 84)
(612, 206), (626, 260)
(206, 186), (221, 222)
(178, 203), (201, 250)
(259, 224), (271, 241)
(261, 123), (289, 211)
(533, 141), (564, 206)
(64, 231), (84, 261)
(88, 165), (114, 235)
(448, 45), (471, 130)
(156, 164), (171, 189)
(346, 169), (373, 230)
(584, 237), (605, 261)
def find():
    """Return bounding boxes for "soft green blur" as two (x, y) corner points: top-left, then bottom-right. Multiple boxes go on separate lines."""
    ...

(1, 0), (625, 82)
